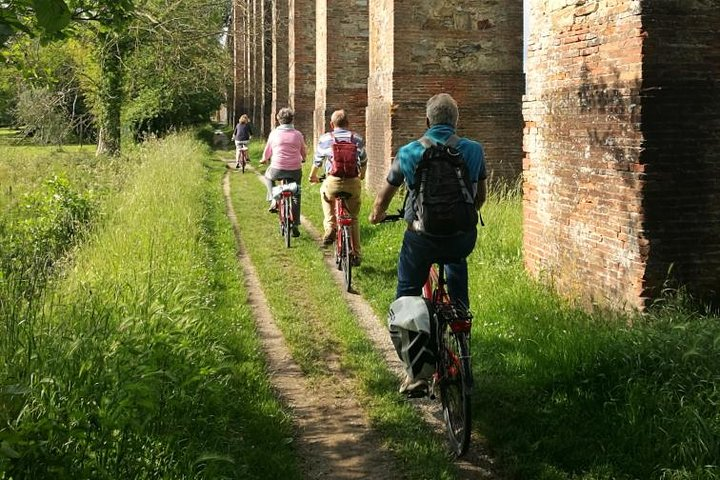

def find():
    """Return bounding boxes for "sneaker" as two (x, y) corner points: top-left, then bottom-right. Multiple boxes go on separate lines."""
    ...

(399, 375), (428, 395)
(268, 200), (278, 213)
(322, 230), (336, 246)
(235, 162), (241, 169)
(292, 226), (300, 237)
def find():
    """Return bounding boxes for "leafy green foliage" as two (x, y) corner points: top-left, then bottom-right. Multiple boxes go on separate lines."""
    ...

(0, 174), (93, 283)
(0, 0), (71, 47)
(1, 0), (229, 154)
(122, 0), (228, 140)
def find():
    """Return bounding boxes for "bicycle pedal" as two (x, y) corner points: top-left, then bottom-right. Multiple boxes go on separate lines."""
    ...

(405, 387), (429, 399)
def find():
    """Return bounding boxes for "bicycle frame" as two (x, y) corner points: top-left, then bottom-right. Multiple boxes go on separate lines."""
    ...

(423, 266), (472, 334)
(235, 143), (249, 172)
(276, 179), (296, 248)
(335, 194), (354, 291)
(422, 263), (473, 457)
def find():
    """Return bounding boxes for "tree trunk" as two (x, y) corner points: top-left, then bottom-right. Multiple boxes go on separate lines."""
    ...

(95, 34), (123, 156)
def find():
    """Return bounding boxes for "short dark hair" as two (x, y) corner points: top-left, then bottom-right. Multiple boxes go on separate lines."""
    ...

(277, 107), (294, 125)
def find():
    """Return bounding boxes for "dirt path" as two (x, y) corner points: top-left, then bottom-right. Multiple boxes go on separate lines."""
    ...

(223, 171), (401, 479)
(224, 163), (504, 479)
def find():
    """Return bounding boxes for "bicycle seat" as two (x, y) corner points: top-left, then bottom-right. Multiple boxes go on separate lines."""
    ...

(336, 192), (352, 199)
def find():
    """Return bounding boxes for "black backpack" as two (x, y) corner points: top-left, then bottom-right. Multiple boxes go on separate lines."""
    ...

(411, 135), (478, 236)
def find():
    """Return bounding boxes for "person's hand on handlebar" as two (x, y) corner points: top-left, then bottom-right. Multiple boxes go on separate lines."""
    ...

(308, 165), (321, 184)
(368, 207), (386, 225)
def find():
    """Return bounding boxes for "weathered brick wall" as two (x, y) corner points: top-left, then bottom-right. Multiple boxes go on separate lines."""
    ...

(229, 1), (240, 124)
(366, 0), (394, 190)
(243, 0), (251, 118)
(271, 0), (289, 128)
(524, 0), (647, 309)
(640, 0), (720, 303)
(366, 0), (524, 193)
(525, 0), (720, 309)
(251, 0), (262, 129)
(314, 0), (368, 148)
(261, 0), (273, 136)
(288, 0), (315, 141)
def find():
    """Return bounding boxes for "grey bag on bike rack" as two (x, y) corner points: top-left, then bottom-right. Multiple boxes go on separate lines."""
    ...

(271, 182), (299, 199)
(388, 296), (437, 381)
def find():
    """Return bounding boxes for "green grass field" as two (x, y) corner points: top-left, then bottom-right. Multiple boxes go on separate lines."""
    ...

(1, 134), (718, 479)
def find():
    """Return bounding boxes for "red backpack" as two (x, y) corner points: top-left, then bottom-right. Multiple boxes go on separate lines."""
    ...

(328, 133), (359, 178)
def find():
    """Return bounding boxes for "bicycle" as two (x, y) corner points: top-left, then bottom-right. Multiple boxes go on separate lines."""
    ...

(319, 175), (356, 291)
(271, 178), (298, 248)
(235, 142), (249, 172)
(381, 212), (474, 457)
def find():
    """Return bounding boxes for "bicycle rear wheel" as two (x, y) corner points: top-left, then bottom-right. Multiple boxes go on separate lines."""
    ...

(439, 329), (472, 457)
(282, 199), (292, 248)
(341, 226), (352, 291)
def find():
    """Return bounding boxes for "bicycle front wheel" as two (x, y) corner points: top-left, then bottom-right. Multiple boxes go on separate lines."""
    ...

(341, 226), (352, 291)
(439, 329), (472, 457)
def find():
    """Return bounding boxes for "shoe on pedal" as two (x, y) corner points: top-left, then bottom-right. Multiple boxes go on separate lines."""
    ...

(322, 230), (336, 246)
(268, 200), (278, 213)
(292, 226), (300, 237)
(399, 375), (428, 396)
(350, 254), (361, 267)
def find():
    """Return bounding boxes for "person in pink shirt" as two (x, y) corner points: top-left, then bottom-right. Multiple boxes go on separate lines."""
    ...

(260, 107), (307, 237)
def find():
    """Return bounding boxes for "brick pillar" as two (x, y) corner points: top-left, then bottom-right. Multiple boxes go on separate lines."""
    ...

(314, 0), (368, 148)
(251, 0), (262, 129)
(523, 1), (720, 309)
(261, 0), (272, 135)
(288, 0), (315, 141)
(640, 1), (720, 305)
(244, 0), (251, 119)
(366, 0), (524, 193)
(271, 0), (289, 128)
(231, 0), (247, 124)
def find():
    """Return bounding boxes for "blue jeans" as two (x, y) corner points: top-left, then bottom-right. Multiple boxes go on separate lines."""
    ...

(396, 228), (477, 309)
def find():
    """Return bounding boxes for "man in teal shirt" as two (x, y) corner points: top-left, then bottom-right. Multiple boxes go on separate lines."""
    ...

(369, 93), (487, 312)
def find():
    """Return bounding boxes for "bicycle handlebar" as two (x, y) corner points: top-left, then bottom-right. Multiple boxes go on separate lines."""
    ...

(379, 210), (404, 223)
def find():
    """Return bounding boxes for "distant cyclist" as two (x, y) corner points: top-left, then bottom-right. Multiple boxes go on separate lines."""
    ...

(309, 109), (367, 265)
(369, 92), (486, 312)
(261, 107), (307, 237)
(233, 114), (254, 167)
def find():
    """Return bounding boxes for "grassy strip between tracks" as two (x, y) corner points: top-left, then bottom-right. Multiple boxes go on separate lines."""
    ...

(226, 149), (461, 480)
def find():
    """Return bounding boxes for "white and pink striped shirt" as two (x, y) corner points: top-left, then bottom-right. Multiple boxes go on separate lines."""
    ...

(262, 124), (306, 170)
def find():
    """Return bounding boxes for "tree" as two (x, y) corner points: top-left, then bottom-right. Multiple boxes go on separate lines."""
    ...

(122, 0), (230, 139)
(1, 0), (231, 154)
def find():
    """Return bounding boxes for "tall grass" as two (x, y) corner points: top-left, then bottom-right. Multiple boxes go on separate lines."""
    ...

(1, 134), (300, 479)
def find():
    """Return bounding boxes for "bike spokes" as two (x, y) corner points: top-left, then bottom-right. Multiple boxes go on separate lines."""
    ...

(440, 332), (472, 457)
